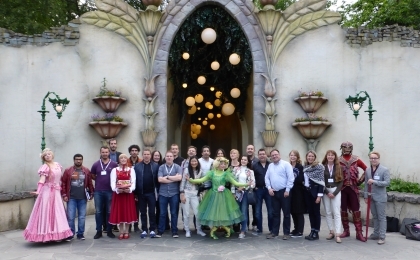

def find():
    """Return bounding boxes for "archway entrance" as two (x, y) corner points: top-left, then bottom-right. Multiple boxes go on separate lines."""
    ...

(167, 4), (253, 157)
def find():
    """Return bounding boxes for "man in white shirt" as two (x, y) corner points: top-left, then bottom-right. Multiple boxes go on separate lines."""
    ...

(198, 145), (214, 190)
(265, 149), (294, 240)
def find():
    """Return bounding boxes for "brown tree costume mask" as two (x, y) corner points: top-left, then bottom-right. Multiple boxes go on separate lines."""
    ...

(340, 141), (353, 156)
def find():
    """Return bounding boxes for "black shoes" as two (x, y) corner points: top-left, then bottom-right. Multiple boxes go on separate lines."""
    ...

(94, 232), (102, 239)
(305, 230), (314, 240)
(305, 231), (319, 241)
(107, 232), (116, 238)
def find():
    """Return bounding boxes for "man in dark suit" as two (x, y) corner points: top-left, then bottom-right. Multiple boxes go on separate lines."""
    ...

(364, 151), (390, 245)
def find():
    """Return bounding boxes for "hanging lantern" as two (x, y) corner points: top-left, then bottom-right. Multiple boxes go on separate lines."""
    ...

(230, 88), (241, 98)
(197, 107), (201, 110)
(202, 120), (208, 126)
(208, 113), (214, 119)
(201, 28), (217, 44)
(191, 133), (198, 139)
(182, 52), (190, 60)
(222, 103), (235, 116)
(186, 97), (195, 106)
(195, 94), (204, 103)
(196, 125), (202, 130)
(214, 99), (222, 107)
(205, 102), (211, 108)
(211, 61), (220, 70)
(182, 83), (187, 88)
(188, 105), (197, 114)
(198, 117), (201, 121)
(210, 124), (215, 130)
(217, 113), (221, 118)
(191, 124), (196, 131)
(215, 91), (222, 98)
(229, 53), (240, 65)
(197, 76), (206, 85)
(210, 86), (215, 91)
(208, 104), (213, 109)
(195, 128), (201, 135)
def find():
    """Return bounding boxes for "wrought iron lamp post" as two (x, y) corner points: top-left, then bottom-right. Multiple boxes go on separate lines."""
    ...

(345, 91), (376, 152)
(38, 92), (70, 151)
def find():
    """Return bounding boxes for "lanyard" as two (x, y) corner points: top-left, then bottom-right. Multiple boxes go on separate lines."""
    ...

(328, 165), (333, 178)
(165, 164), (174, 176)
(371, 164), (379, 177)
(100, 160), (111, 172)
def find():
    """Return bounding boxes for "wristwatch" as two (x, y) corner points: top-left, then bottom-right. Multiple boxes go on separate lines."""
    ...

(166, 175), (169, 179)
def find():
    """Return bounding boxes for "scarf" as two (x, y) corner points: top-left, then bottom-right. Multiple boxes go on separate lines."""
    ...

(303, 163), (325, 186)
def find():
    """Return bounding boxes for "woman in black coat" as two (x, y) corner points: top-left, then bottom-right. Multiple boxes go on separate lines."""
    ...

(289, 150), (305, 238)
(303, 150), (325, 241)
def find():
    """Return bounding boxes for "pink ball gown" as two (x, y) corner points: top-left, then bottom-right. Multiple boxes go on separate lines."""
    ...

(24, 163), (73, 242)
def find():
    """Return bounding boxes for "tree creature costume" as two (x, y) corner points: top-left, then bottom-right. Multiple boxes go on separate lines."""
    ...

(188, 157), (247, 239)
(339, 141), (367, 242)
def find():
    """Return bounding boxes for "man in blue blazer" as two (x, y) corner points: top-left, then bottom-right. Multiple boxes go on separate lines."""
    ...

(364, 151), (390, 245)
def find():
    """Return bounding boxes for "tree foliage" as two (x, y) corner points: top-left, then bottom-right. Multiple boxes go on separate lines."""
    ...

(339, 0), (420, 29)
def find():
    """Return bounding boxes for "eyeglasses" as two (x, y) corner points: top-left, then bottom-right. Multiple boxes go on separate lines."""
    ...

(369, 157), (379, 160)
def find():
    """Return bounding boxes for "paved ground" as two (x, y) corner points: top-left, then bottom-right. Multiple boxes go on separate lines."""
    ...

(1, 214), (419, 260)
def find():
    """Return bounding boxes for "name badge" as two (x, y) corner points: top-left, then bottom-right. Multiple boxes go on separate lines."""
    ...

(374, 175), (380, 180)
(101, 170), (107, 175)
(328, 178), (334, 183)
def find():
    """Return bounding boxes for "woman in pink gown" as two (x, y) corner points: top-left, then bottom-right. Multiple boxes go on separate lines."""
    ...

(24, 148), (73, 242)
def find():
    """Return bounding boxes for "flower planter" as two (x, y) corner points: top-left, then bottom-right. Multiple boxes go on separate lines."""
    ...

(92, 96), (126, 113)
(260, 0), (279, 6)
(89, 121), (127, 139)
(142, 0), (162, 7)
(294, 96), (328, 113)
(292, 121), (331, 139)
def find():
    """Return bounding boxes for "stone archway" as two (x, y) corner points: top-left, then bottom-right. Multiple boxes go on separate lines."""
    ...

(151, 0), (268, 152)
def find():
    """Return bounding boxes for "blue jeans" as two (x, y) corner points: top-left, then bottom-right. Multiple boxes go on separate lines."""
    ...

(67, 198), (87, 237)
(255, 187), (273, 232)
(94, 191), (113, 232)
(158, 194), (179, 234)
(236, 190), (248, 232)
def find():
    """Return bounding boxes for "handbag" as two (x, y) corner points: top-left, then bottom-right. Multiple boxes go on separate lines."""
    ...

(247, 189), (256, 205)
(386, 216), (399, 232)
(400, 218), (419, 235)
(405, 222), (420, 241)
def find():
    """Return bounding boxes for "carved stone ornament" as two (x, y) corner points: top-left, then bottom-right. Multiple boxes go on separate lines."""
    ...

(142, 0), (162, 7)
(261, 130), (279, 147)
(292, 121), (331, 139)
(141, 129), (159, 147)
(294, 96), (328, 113)
(92, 96), (127, 112)
(260, 0), (279, 6)
(89, 121), (128, 138)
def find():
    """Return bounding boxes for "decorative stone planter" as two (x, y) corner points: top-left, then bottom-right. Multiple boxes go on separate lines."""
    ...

(141, 129), (158, 148)
(92, 96), (126, 113)
(292, 121), (331, 139)
(89, 121), (127, 139)
(261, 130), (278, 147)
(142, 0), (162, 7)
(294, 96), (328, 113)
(260, 0), (279, 6)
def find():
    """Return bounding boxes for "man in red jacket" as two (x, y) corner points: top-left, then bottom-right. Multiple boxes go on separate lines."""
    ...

(61, 154), (94, 241)
(339, 142), (367, 242)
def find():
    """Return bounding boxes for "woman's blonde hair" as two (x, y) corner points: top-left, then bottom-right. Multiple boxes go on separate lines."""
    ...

(289, 150), (302, 165)
(213, 157), (229, 169)
(40, 148), (54, 161)
(305, 150), (319, 167)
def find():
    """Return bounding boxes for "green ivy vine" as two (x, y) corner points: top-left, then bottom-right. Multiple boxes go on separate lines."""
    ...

(168, 5), (252, 124)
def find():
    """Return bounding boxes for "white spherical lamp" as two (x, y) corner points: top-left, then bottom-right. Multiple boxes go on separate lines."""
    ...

(195, 129), (201, 135)
(202, 120), (208, 126)
(210, 124), (215, 130)
(214, 99), (222, 107)
(197, 76), (206, 85)
(188, 105), (197, 114)
(210, 86), (215, 91)
(195, 94), (204, 103)
(205, 102), (211, 108)
(182, 52), (190, 60)
(182, 83), (187, 88)
(201, 28), (217, 44)
(196, 125), (202, 130)
(208, 104), (213, 109)
(222, 103), (235, 116)
(230, 88), (241, 98)
(217, 113), (221, 118)
(198, 117), (201, 121)
(191, 124), (196, 131)
(197, 107), (201, 110)
(211, 61), (220, 70)
(191, 133), (198, 139)
(229, 53), (240, 65)
(185, 96), (195, 106)
(215, 91), (222, 98)
(208, 113), (214, 119)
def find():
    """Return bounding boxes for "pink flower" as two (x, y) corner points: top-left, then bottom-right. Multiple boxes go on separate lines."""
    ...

(218, 186), (225, 192)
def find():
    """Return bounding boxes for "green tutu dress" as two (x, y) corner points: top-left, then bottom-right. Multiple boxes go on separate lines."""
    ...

(190, 170), (246, 227)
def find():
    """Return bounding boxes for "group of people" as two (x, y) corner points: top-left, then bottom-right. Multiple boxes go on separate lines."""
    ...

(23, 139), (390, 246)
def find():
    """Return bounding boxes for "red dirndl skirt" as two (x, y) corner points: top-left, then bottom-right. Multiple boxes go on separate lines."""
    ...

(108, 192), (138, 225)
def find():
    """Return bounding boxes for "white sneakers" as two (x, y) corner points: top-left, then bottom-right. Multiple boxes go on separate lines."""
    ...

(185, 231), (191, 238)
(197, 229), (206, 237)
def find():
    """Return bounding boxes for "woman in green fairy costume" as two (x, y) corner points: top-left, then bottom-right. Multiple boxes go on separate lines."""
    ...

(186, 157), (250, 239)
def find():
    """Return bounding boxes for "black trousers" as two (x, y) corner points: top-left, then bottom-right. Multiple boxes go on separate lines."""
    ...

(291, 213), (304, 234)
(138, 192), (156, 232)
(271, 189), (291, 236)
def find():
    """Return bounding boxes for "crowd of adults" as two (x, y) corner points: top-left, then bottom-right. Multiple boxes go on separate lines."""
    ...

(23, 140), (390, 245)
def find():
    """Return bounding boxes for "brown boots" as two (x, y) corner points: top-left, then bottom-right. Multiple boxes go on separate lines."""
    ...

(339, 211), (367, 242)
(353, 211), (367, 242)
(339, 211), (350, 238)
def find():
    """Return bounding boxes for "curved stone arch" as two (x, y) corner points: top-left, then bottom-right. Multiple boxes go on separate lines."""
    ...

(152, 0), (268, 148)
